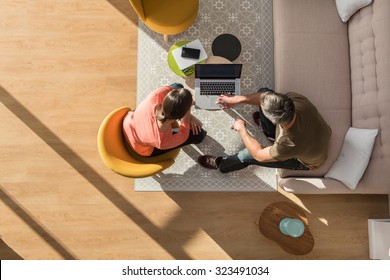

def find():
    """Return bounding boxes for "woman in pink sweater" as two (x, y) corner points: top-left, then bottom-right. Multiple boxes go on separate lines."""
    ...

(123, 84), (206, 157)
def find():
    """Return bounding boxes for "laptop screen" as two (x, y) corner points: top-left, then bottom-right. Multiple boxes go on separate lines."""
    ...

(195, 64), (242, 79)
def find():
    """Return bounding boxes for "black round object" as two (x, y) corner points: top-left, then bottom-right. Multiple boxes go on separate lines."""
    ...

(211, 33), (242, 61)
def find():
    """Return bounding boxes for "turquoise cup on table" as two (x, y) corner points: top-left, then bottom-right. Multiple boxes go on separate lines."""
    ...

(279, 218), (305, 237)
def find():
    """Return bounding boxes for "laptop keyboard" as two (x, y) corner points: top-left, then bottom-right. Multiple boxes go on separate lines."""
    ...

(200, 81), (236, 95)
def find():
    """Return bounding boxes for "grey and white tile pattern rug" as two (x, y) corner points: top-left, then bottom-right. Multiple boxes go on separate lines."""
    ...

(135, 0), (276, 191)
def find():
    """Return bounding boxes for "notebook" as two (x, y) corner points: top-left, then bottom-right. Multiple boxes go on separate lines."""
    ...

(171, 39), (208, 71)
(194, 63), (242, 109)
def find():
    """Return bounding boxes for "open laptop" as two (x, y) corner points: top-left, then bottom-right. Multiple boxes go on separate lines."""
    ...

(194, 63), (242, 109)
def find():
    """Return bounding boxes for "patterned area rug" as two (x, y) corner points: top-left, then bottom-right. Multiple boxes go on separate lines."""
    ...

(135, 0), (276, 191)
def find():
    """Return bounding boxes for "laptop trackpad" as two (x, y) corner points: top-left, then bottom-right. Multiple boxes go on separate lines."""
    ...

(196, 97), (220, 110)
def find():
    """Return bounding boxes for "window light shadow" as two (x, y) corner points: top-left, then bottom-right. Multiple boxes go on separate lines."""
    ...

(278, 187), (312, 214)
(278, 188), (330, 226)
(0, 186), (75, 260)
(0, 86), (191, 259)
(0, 236), (23, 260)
(106, 0), (138, 26)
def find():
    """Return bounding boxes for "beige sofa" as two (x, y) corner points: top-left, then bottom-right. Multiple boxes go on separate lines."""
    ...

(273, 0), (390, 194)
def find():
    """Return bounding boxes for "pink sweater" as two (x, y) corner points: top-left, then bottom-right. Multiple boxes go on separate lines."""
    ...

(122, 86), (190, 156)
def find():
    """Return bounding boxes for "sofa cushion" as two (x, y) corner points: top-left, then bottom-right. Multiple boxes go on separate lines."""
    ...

(324, 127), (378, 189)
(348, 0), (390, 193)
(273, 0), (351, 179)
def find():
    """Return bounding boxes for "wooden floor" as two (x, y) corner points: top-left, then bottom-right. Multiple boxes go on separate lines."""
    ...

(0, 0), (389, 260)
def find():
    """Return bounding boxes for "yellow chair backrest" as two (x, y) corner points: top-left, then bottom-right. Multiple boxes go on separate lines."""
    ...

(97, 106), (180, 178)
(128, 0), (199, 40)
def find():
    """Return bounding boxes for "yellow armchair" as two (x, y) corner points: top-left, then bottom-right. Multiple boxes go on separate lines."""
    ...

(97, 106), (180, 178)
(129, 0), (199, 41)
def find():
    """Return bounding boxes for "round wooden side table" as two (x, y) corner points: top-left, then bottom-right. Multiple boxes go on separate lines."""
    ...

(258, 201), (315, 255)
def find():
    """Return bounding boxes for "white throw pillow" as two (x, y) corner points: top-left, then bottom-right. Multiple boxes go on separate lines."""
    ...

(325, 127), (378, 189)
(335, 0), (372, 22)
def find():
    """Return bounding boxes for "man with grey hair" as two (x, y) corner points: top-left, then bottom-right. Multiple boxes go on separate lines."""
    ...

(197, 88), (332, 173)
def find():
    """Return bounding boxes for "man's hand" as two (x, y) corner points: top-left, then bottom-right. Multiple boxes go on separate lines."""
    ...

(216, 94), (238, 109)
(232, 118), (275, 163)
(231, 118), (246, 132)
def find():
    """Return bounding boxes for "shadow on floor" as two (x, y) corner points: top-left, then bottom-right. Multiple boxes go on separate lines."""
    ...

(0, 186), (75, 259)
(106, 0), (138, 26)
(0, 238), (23, 260)
(0, 85), (204, 259)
